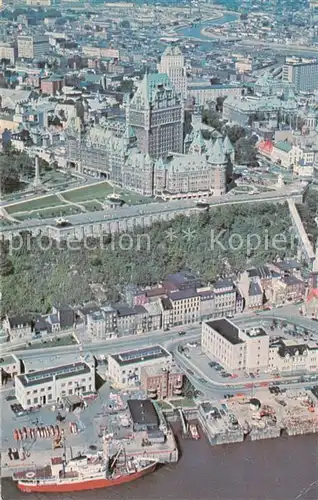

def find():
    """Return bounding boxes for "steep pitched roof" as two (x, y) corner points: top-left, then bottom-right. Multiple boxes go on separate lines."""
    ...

(162, 44), (183, 57)
(208, 137), (227, 165)
(223, 135), (235, 154)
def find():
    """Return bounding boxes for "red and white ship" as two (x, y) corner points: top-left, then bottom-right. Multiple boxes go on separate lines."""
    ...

(13, 440), (157, 493)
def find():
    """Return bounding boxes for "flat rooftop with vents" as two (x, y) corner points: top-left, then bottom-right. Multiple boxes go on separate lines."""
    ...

(205, 319), (244, 345)
(16, 362), (91, 388)
(110, 345), (171, 366)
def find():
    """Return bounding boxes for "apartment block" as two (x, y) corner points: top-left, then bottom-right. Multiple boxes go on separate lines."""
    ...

(0, 42), (18, 64)
(87, 306), (118, 340)
(283, 61), (318, 92)
(3, 314), (33, 342)
(140, 363), (184, 399)
(168, 288), (201, 325)
(269, 339), (318, 374)
(18, 35), (49, 60)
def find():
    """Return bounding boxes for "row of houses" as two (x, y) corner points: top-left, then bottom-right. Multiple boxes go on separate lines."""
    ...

(3, 268), (317, 345)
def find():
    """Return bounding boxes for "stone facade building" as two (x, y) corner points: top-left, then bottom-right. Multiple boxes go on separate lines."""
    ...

(126, 72), (184, 158)
(157, 44), (187, 99)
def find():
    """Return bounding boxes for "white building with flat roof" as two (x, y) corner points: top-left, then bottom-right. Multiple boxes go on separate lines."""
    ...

(0, 354), (21, 386)
(202, 319), (269, 373)
(15, 361), (95, 409)
(202, 318), (317, 375)
(108, 345), (172, 387)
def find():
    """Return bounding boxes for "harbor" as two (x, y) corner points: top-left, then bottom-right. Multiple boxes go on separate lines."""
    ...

(2, 383), (318, 481)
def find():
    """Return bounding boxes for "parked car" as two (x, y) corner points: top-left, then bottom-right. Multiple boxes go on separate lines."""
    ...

(186, 369), (194, 375)
(5, 395), (16, 402)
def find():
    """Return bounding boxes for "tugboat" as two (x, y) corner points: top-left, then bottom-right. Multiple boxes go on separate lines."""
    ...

(189, 424), (200, 440)
(13, 438), (157, 493)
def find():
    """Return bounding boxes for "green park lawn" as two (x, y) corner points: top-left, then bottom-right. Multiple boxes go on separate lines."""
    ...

(16, 204), (83, 221)
(81, 200), (104, 211)
(13, 335), (78, 351)
(61, 182), (113, 203)
(169, 398), (196, 408)
(5, 195), (63, 214)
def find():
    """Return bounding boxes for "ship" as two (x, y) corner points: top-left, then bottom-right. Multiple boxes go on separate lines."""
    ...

(189, 424), (200, 440)
(13, 439), (157, 493)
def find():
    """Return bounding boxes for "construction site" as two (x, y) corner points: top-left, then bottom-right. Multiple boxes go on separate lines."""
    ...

(198, 386), (318, 446)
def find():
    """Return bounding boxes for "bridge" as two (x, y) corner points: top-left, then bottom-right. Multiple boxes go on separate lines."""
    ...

(0, 182), (307, 241)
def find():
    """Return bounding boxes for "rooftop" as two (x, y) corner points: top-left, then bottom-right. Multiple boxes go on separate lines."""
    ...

(245, 327), (268, 338)
(16, 362), (91, 387)
(0, 354), (18, 368)
(110, 345), (170, 366)
(205, 319), (244, 345)
(127, 399), (159, 427)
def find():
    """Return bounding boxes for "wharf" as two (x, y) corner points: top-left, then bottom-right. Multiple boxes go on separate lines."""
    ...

(198, 388), (318, 446)
(0, 386), (178, 479)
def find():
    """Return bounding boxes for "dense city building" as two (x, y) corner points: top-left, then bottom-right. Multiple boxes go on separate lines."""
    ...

(283, 60), (318, 92)
(158, 44), (188, 99)
(17, 35), (50, 60)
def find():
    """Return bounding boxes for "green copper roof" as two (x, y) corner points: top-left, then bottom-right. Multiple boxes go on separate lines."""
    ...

(275, 140), (292, 153)
(208, 137), (227, 165)
(223, 135), (235, 154)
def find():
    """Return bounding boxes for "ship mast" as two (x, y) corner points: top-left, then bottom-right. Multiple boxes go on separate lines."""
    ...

(62, 432), (67, 478)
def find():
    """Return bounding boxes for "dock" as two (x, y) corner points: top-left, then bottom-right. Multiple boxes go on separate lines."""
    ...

(197, 387), (318, 445)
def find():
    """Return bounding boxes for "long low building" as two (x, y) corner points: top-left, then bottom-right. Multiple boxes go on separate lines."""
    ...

(15, 361), (95, 409)
(1, 182), (307, 242)
(108, 345), (173, 388)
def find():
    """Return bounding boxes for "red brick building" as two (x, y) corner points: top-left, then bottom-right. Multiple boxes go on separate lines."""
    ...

(40, 76), (64, 95)
(140, 364), (184, 400)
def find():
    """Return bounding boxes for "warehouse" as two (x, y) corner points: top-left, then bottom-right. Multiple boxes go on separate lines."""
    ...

(127, 399), (159, 432)
(14, 361), (95, 409)
(107, 345), (172, 387)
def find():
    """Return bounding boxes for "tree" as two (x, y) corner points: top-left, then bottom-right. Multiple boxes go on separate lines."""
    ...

(119, 79), (134, 95)
(0, 239), (14, 277)
(235, 137), (258, 166)
(216, 96), (226, 113)
(202, 109), (222, 131)
(0, 150), (33, 194)
(224, 125), (246, 144)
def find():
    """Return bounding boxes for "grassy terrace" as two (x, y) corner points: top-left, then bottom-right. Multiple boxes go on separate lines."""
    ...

(12, 335), (78, 351)
(61, 182), (113, 202)
(5, 195), (63, 214)
(169, 398), (196, 408)
(81, 200), (104, 211)
(4, 181), (154, 222)
(16, 205), (84, 221)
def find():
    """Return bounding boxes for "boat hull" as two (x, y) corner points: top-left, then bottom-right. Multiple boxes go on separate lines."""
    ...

(17, 462), (157, 493)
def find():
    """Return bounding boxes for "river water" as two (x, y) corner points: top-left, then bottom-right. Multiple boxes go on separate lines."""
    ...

(176, 13), (239, 40)
(2, 430), (318, 500)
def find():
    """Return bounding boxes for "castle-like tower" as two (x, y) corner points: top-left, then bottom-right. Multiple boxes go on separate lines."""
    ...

(126, 72), (184, 159)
